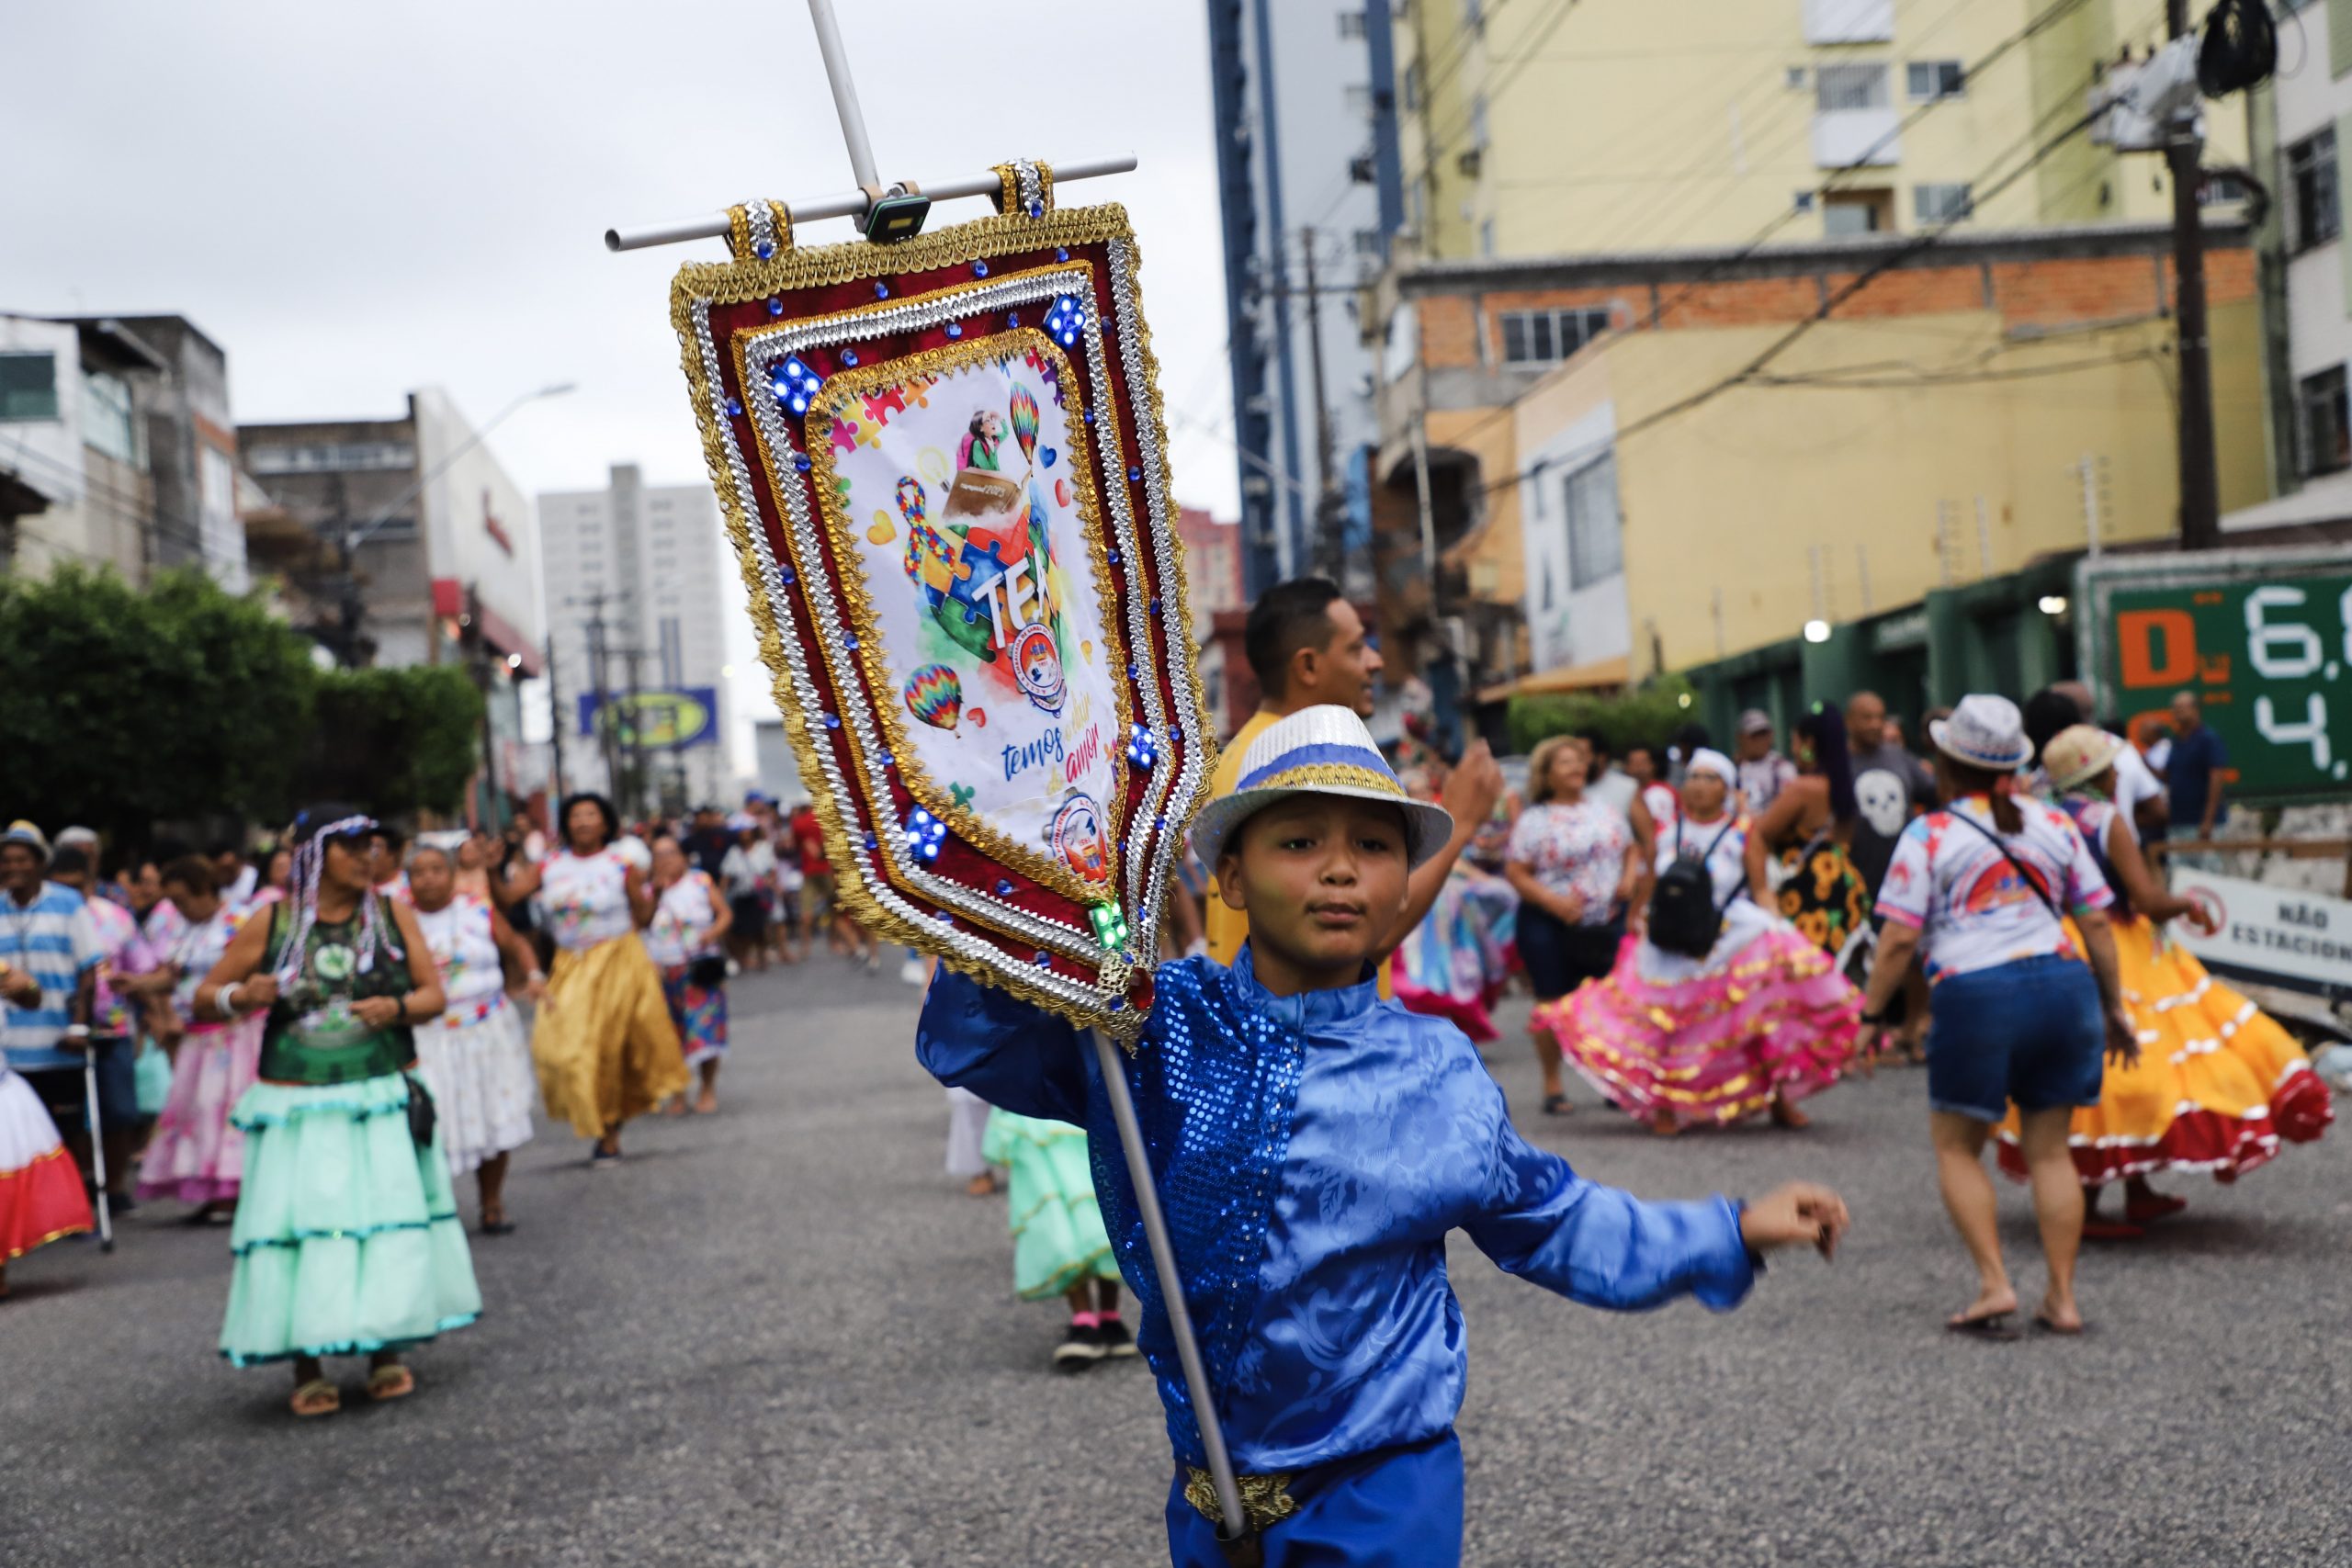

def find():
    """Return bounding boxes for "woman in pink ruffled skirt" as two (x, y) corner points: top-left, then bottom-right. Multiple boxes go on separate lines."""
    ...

(1540, 749), (1861, 1134)
(132, 857), (265, 1218)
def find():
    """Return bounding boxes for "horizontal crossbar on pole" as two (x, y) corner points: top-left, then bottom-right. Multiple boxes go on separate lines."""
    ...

(604, 152), (1137, 253)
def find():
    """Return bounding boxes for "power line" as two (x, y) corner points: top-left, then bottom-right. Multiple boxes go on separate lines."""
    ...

(1469, 102), (2115, 501)
(0, 433), (224, 560)
(1613, 0), (2006, 253)
(1639, 0), (2119, 322)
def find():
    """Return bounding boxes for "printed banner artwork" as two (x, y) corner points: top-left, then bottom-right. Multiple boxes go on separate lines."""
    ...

(813, 338), (1126, 897)
(668, 166), (1213, 1034)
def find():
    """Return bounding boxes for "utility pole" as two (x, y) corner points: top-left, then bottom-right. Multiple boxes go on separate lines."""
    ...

(2167, 0), (2222, 549)
(582, 593), (622, 807)
(543, 629), (567, 802)
(1298, 227), (1344, 579)
(622, 642), (647, 820)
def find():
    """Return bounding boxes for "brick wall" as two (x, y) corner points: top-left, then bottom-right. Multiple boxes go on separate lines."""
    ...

(1419, 243), (2258, 369)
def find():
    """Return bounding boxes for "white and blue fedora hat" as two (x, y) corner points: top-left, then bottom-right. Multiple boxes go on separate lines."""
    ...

(1929, 693), (2035, 773)
(1189, 705), (1454, 873)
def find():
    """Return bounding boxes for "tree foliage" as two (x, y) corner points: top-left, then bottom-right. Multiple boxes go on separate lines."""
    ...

(1506, 674), (1701, 758)
(0, 567), (316, 840)
(305, 665), (483, 821)
(0, 567), (485, 841)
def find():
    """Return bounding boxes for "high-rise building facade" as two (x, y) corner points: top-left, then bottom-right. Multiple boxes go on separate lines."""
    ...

(1207, 0), (1404, 595)
(1385, 0), (2249, 265)
(538, 464), (734, 812)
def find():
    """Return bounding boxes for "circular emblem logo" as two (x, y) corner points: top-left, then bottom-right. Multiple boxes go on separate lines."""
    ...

(313, 942), (356, 982)
(1050, 793), (1112, 884)
(1011, 623), (1066, 716)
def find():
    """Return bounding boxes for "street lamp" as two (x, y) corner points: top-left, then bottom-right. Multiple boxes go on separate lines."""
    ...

(2038, 595), (2069, 616)
(344, 381), (577, 556)
(1803, 619), (1832, 643)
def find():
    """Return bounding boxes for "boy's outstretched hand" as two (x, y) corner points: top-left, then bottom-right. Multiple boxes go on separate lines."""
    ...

(1739, 1182), (1850, 1261)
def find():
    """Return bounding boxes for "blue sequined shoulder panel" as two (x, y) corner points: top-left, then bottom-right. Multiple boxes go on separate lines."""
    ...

(1089, 957), (1306, 1469)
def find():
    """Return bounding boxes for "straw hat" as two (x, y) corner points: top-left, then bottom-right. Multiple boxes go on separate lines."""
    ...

(2041, 725), (2127, 792)
(1929, 694), (2034, 773)
(1189, 705), (1454, 872)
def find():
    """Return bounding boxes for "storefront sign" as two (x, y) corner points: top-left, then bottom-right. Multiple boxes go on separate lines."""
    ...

(2088, 555), (2352, 802)
(577, 687), (718, 750)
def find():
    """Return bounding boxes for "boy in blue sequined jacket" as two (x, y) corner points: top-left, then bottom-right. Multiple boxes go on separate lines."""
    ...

(918, 705), (1850, 1567)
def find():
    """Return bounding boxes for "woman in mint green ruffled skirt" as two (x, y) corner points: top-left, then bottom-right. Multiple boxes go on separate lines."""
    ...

(192, 807), (480, 1418)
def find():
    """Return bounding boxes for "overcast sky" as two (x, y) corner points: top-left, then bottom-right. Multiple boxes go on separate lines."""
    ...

(1, 0), (1240, 760)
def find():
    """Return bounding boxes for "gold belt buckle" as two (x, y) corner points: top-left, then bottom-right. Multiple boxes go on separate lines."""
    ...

(1182, 1466), (1299, 1540)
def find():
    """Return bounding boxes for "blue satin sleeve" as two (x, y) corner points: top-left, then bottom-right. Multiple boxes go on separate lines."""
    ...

(913, 966), (1091, 1125)
(1464, 1112), (1756, 1312)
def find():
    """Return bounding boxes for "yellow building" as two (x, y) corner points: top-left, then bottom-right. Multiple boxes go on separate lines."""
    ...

(1366, 221), (2267, 697)
(1388, 0), (2248, 262)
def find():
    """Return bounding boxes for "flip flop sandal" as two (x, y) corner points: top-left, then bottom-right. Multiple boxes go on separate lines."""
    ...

(291, 1380), (342, 1418)
(2031, 1315), (2086, 1337)
(481, 1218), (517, 1236)
(367, 1365), (416, 1403)
(1945, 1313), (2021, 1341)
(1542, 1093), (1574, 1116)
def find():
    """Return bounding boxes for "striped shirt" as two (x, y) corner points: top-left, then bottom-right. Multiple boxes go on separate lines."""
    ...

(0, 882), (104, 1071)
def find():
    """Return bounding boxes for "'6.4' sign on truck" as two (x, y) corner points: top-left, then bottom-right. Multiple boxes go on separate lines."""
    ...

(2085, 552), (2352, 803)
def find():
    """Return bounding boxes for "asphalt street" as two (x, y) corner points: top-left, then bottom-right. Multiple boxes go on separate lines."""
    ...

(5, 953), (2348, 1568)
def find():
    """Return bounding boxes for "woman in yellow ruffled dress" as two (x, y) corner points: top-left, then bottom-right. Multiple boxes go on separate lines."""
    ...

(1997, 728), (2333, 1235)
(506, 795), (688, 1166)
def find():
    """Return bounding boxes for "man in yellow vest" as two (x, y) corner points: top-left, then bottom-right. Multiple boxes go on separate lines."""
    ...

(1204, 578), (1502, 988)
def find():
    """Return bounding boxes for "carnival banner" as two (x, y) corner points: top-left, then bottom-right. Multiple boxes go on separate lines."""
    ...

(669, 163), (1211, 1035)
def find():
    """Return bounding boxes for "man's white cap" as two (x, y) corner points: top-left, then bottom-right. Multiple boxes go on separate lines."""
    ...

(1189, 705), (1453, 872)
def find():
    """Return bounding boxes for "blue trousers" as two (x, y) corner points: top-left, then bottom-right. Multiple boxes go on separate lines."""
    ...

(1165, 1432), (1464, 1567)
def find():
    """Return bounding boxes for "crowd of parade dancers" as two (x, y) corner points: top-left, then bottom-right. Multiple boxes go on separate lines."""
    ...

(1, 574), (2336, 1562)
(0, 790), (854, 1411)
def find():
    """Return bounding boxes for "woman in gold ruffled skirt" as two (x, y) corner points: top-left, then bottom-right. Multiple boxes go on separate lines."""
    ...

(509, 795), (688, 1166)
(1996, 730), (2331, 1235)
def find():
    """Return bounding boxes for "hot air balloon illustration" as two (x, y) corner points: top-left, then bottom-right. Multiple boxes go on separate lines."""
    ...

(1008, 384), (1040, 471)
(903, 663), (964, 731)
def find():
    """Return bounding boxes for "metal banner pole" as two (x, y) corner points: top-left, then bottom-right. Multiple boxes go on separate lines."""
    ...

(805, 0), (879, 191)
(1089, 1031), (1248, 1541)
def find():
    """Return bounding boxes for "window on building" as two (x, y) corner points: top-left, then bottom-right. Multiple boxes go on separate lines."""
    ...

(1792, 190), (1818, 212)
(1785, 65), (1809, 90)
(1480, 219), (1497, 256)
(1468, 95), (1489, 149)
(1403, 61), (1421, 111)
(1562, 454), (1622, 587)
(0, 353), (59, 421)
(243, 441), (415, 474)
(1339, 10), (1366, 39)
(1815, 63), (1889, 113)
(80, 369), (138, 461)
(2288, 128), (2340, 253)
(2200, 172), (2249, 206)
(1823, 188), (1893, 234)
(1352, 228), (1385, 256)
(1906, 61), (1964, 101)
(1498, 307), (1612, 367)
(1463, 0), (1482, 26)
(2299, 365), (2350, 477)
(1913, 182), (1973, 223)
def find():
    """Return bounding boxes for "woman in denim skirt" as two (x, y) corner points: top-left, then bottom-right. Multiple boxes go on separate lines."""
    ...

(1858, 695), (2136, 1338)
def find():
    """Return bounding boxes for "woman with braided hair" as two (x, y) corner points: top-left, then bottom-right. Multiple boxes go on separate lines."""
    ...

(190, 807), (480, 1416)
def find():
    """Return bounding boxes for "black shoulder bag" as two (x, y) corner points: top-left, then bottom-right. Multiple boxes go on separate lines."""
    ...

(1649, 816), (1744, 959)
